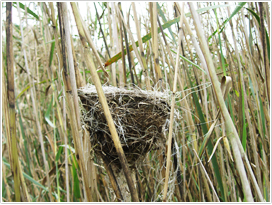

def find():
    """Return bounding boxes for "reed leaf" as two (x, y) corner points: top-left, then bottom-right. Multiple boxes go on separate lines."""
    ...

(245, 7), (270, 62)
(208, 2), (247, 41)
(12, 2), (40, 20)
(16, 100), (31, 176)
(3, 158), (49, 192)
(157, 3), (177, 46)
(45, 96), (55, 128)
(171, 50), (207, 74)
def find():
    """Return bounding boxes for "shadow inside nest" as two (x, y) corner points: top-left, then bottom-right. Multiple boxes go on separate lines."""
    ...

(78, 86), (171, 170)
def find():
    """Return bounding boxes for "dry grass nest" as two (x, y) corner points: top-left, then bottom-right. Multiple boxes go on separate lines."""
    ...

(78, 84), (172, 170)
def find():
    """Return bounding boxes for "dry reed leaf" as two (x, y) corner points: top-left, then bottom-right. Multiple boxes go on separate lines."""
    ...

(223, 136), (234, 162)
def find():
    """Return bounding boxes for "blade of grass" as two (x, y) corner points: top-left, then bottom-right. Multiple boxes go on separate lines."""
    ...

(16, 78), (57, 100)
(49, 38), (55, 67)
(246, 7), (270, 62)
(3, 158), (49, 192)
(16, 100), (31, 176)
(118, 3), (135, 86)
(132, 2), (151, 90)
(208, 2), (247, 41)
(72, 162), (81, 199)
(157, 2), (177, 46)
(45, 96), (55, 128)
(258, 2), (270, 106)
(12, 2), (40, 20)
(171, 50), (207, 74)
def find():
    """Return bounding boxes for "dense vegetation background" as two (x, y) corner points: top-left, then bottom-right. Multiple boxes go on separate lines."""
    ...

(2, 2), (270, 202)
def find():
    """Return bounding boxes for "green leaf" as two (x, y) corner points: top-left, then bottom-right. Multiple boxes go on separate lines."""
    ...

(72, 163), (81, 199)
(45, 96), (55, 128)
(16, 100), (31, 177)
(190, 4), (232, 17)
(16, 78), (57, 100)
(208, 2), (247, 41)
(258, 95), (266, 138)
(234, 90), (240, 97)
(55, 146), (63, 161)
(171, 49), (207, 74)
(240, 80), (247, 151)
(3, 158), (48, 192)
(13, 2), (40, 20)
(246, 7), (270, 62)
(97, 69), (110, 73)
(49, 38), (55, 67)
(157, 2), (177, 46)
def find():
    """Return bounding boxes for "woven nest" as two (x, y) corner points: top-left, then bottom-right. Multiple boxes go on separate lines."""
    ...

(78, 84), (171, 169)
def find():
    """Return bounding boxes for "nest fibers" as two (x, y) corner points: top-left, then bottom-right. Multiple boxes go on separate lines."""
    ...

(78, 84), (175, 169)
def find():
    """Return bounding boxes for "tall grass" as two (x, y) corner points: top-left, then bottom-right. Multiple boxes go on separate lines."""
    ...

(2, 2), (270, 202)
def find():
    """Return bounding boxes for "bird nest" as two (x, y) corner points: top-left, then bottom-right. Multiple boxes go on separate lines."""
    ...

(78, 84), (171, 169)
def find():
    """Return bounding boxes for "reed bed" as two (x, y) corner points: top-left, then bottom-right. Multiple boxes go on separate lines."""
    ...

(2, 2), (270, 202)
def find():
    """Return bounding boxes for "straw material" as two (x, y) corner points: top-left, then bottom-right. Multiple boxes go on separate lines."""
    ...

(78, 84), (172, 170)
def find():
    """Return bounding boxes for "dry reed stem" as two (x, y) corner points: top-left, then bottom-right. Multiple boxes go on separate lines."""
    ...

(83, 130), (98, 201)
(226, 4), (265, 201)
(163, 2), (184, 202)
(2, 52), (15, 202)
(194, 149), (220, 202)
(239, 8), (267, 170)
(110, 2), (124, 87)
(62, 5), (82, 130)
(6, 4), (21, 201)
(119, 3), (134, 86)
(80, 10), (108, 79)
(116, 4), (145, 79)
(117, 3), (128, 87)
(159, 6), (199, 153)
(71, 3), (139, 201)
(71, 35), (85, 88)
(239, 48), (264, 196)
(59, 2), (93, 201)
(132, 2), (151, 90)
(48, 3), (70, 201)
(152, 2), (162, 81)
(189, 2), (261, 202)
(18, 2), (55, 201)
(259, 3), (270, 106)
